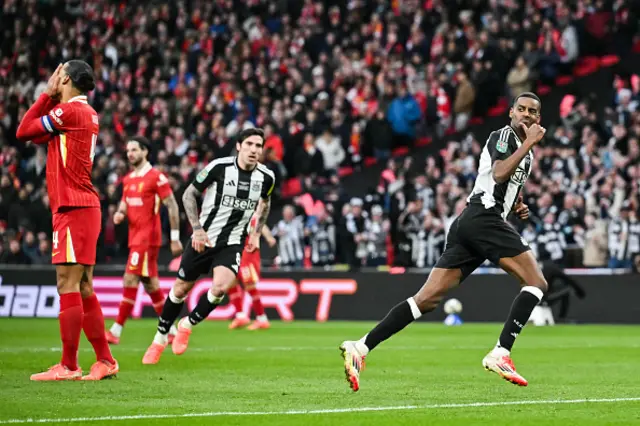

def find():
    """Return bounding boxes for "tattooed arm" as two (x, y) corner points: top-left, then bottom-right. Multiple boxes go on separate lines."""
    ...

(182, 184), (210, 252)
(182, 185), (202, 231)
(253, 196), (271, 236)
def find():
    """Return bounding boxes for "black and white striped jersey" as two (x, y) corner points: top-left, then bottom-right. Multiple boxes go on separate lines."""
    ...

(272, 216), (305, 265)
(536, 223), (567, 262)
(609, 219), (631, 261)
(467, 125), (533, 220)
(192, 156), (275, 247)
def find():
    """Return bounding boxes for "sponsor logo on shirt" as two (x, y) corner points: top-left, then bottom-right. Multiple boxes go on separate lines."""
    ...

(221, 195), (257, 211)
(126, 197), (144, 206)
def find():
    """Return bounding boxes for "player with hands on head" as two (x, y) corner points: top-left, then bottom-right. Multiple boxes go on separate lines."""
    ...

(16, 61), (118, 381)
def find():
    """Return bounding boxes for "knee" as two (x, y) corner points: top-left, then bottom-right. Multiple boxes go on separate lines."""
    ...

(56, 272), (76, 294)
(79, 280), (93, 299)
(526, 274), (548, 294)
(141, 279), (158, 293)
(123, 274), (139, 288)
(172, 280), (191, 299)
(210, 280), (227, 297)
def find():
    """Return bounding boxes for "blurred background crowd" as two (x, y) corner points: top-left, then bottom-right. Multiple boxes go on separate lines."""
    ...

(1, 0), (640, 271)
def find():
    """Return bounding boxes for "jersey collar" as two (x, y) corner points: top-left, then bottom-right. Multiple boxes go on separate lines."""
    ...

(131, 162), (152, 177)
(508, 125), (524, 145)
(68, 95), (88, 104)
(234, 156), (257, 172)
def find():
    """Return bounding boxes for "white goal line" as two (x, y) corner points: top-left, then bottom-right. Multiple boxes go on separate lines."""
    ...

(1, 397), (639, 424)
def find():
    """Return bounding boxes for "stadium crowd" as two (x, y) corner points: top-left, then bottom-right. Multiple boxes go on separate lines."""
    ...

(1, 0), (639, 269)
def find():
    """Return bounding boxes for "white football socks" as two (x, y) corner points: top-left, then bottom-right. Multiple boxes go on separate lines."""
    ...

(356, 335), (370, 356)
(153, 331), (168, 346)
(110, 323), (123, 338)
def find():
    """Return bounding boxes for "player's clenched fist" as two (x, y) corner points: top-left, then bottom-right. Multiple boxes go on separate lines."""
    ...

(113, 210), (126, 224)
(512, 195), (529, 220)
(192, 227), (211, 253)
(520, 123), (546, 144)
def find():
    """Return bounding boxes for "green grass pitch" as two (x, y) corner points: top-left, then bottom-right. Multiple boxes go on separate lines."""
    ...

(0, 319), (639, 425)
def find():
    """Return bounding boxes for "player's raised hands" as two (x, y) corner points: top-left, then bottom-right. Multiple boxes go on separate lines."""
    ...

(520, 122), (546, 144)
(192, 227), (211, 253)
(46, 64), (63, 98)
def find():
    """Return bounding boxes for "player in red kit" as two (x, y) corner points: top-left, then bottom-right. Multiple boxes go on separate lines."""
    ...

(16, 61), (118, 381)
(228, 217), (276, 330)
(105, 137), (183, 345)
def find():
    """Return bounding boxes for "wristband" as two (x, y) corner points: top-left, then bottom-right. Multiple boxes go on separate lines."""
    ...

(171, 230), (180, 241)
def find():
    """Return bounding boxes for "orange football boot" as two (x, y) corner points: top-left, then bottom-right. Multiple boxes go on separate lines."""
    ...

(229, 316), (250, 329)
(142, 342), (167, 365)
(247, 320), (270, 330)
(171, 318), (192, 355)
(31, 363), (82, 381)
(82, 360), (119, 380)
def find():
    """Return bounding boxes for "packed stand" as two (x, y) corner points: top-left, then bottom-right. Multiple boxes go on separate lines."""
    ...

(282, 69), (640, 271)
(1, 0), (639, 265)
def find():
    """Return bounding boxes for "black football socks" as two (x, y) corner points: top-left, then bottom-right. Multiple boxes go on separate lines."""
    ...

(497, 286), (544, 351)
(157, 288), (184, 335)
(361, 297), (424, 354)
(186, 290), (225, 327)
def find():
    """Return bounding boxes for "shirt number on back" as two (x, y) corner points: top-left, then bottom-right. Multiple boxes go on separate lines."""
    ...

(90, 134), (97, 163)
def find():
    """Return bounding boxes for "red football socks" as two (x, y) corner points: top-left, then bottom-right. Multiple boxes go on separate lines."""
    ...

(82, 293), (115, 364)
(228, 285), (244, 315)
(59, 292), (83, 371)
(247, 287), (265, 316)
(148, 289), (166, 316)
(115, 287), (138, 326)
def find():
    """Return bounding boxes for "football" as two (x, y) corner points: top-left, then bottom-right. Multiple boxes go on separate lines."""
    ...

(444, 298), (463, 315)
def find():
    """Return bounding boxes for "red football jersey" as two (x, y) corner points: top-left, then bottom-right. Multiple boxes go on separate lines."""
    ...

(122, 163), (173, 248)
(41, 95), (100, 213)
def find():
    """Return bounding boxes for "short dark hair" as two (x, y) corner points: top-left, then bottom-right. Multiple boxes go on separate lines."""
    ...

(513, 92), (542, 108)
(65, 60), (96, 93)
(129, 136), (150, 152)
(236, 128), (265, 145)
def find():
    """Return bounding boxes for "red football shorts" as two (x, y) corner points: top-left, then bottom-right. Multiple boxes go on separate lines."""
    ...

(52, 207), (101, 265)
(238, 248), (261, 285)
(126, 246), (160, 278)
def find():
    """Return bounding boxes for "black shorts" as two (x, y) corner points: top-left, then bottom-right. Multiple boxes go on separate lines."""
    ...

(435, 203), (531, 281)
(177, 244), (243, 282)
